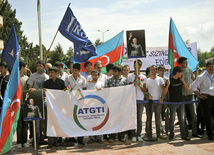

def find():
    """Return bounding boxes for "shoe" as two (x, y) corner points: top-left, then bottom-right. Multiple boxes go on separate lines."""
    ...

(23, 143), (29, 148)
(208, 136), (214, 140)
(47, 145), (52, 149)
(29, 138), (33, 143)
(169, 136), (174, 140)
(53, 142), (59, 147)
(197, 130), (204, 135)
(182, 137), (190, 141)
(137, 137), (143, 142)
(96, 139), (103, 144)
(87, 139), (95, 144)
(78, 140), (85, 145)
(119, 138), (127, 142)
(158, 135), (167, 140)
(69, 137), (77, 143)
(39, 141), (47, 145)
(17, 144), (22, 149)
(108, 139), (114, 143)
(192, 134), (203, 138)
(175, 122), (179, 125)
(132, 137), (137, 142)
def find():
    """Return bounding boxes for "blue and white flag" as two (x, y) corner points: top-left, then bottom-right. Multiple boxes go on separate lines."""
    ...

(59, 4), (97, 62)
(1, 25), (20, 69)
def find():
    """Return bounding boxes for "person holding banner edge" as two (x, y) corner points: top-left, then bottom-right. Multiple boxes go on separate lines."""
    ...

(128, 59), (146, 142)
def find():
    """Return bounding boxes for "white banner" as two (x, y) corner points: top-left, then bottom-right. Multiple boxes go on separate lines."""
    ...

(123, 42), (197, 71)
(46, 85), (136, 137)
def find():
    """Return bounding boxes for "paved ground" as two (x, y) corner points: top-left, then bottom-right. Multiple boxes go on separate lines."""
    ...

(3, 111), (214, 155)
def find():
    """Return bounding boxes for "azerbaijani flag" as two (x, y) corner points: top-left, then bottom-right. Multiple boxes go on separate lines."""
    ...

(0, 25), (21, 154)
(78, 88), (85, 99)
(136, 76), (143, 88)
(78, 31), (124, 74)
(168, 18), (198, 72)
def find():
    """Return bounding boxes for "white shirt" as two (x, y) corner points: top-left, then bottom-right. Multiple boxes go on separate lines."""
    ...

(192, 70), (214, 96)
(80, 71), (90, 79)
(87, 73), (108, 83)
(65, 74), (86, 90)
(57, 72), (68, 81)
(128, 73), (146, 100)
(86, 81), (104, 90)
(145, 76), (164, 100)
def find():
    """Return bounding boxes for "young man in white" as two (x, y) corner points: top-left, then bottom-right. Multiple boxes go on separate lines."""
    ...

(87, 62), (107, 83)
(144, 65), (169, 140)
(55, 61), (69, 81)
(86, 70), (104, 144)
(122, 65), (131, 79)
(128, 60), (146, 142)
(65, 63), (86, 145)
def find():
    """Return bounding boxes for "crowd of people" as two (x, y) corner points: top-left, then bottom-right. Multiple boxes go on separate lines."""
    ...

(0, 56), (214, 149)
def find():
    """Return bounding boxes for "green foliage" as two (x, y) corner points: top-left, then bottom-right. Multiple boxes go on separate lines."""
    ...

(0, 0), (39, 72)
(198, 46), (214, 67)
(47, 43), (65, 65)
(94, 38), (103, 47)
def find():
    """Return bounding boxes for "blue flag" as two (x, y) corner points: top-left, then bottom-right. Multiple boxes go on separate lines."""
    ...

(1, 25), (20, 69)
(0, 25), (21, 153)
(59, 4), (97, 62)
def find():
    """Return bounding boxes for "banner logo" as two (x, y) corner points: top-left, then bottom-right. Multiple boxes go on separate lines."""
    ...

(73, 95), (109, 131)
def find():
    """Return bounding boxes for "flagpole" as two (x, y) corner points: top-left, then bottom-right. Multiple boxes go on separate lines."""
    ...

(33, 120), (37, 150)
(43, 3), (71, 62)
(37, 0), (43, 60)
(43, 30), (59, 62)
(119, 31), (124, 65)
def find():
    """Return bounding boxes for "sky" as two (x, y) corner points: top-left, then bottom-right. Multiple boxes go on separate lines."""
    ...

(8, 0), (214, 53)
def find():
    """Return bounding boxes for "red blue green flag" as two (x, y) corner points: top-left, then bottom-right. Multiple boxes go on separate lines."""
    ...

(0, 25), (22, 154)
(168, 18), (198, 72)
(77, 31), (124, 74)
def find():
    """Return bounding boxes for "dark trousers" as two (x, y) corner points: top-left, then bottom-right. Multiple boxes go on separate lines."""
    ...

(109, 132), (126, 140)
(201, 95), (214, 138)
(17, 109), (28, 144)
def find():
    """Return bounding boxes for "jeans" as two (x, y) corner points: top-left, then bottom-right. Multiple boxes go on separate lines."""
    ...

(146, 100), (162, 137)
(132, 101), (144, 137)
(17, 109), (28, 144)
(169, 104), (188, 138)
(183, 95), (197, 135)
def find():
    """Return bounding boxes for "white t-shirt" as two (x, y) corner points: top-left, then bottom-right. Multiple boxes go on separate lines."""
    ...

(87, 73), (108, 83)
(27, 72), (49, 89)
(145, 76), (164, 100)
(65, 74), (86, 90)
(57, 72), (68, 81)
(128, 73), (147, 100)
(86, 81), (104, 90)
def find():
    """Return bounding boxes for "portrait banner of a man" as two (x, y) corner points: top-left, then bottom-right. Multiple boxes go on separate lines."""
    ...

(22, 90), (44, 121)
(126, 30), (146, 58)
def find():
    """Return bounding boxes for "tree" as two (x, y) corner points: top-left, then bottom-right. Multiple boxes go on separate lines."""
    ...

(24, 44), (46, 73)
(47, 43), (66, 65)
(0, 0), (41, 72)
(94, 38), (103, 47)
(64, 46), (74, 67)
